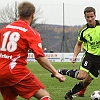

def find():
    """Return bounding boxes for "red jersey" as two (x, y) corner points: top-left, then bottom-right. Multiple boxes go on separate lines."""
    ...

(0, 19), (45, 86)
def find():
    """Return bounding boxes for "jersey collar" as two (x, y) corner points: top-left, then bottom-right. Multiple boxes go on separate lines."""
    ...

(87, 20), (100, 28)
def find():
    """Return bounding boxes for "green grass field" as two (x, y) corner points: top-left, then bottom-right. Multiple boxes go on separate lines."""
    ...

(1, 62), (99, 100)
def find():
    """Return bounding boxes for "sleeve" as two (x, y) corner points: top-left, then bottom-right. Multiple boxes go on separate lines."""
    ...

(78, 30), (83, 42)
(78, 25), (87, 42)
(26, 29), (45, 58)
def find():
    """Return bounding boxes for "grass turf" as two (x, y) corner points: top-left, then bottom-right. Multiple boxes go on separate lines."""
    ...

(0, 62), (99, 100)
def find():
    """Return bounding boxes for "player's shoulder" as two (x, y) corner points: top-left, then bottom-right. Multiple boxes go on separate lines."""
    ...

(96, 20), (100, 25)
(28, 26), (40, 36)
(14, 20), (39, 35)
(78, 24), (87, 34)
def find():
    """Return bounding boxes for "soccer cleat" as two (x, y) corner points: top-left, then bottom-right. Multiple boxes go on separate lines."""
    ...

(64, 94), (73, 100)
(58, 68), (68, 75)
(72, 93), (84, 98)
(51, 73), (55, 77)
(51, 68), (68, 77)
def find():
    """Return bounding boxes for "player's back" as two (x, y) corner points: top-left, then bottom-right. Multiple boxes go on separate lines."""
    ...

(0, 20), (31, 66)
(0, 19), (38, 86)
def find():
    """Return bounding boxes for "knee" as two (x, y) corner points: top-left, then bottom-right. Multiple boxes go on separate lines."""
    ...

(76, 71), (87, 80)
(77, 74), (86, 80)
(40, 96), (51, 100)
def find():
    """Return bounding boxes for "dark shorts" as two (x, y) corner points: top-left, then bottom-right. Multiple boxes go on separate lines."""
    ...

(80, 52), (100, 79)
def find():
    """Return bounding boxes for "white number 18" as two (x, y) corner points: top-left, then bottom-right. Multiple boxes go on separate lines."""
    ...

(0, 31), (20, 52)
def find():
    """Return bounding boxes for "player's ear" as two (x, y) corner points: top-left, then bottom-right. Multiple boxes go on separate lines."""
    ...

(31, 13), (34, 20)
(95, 14), (96, 18)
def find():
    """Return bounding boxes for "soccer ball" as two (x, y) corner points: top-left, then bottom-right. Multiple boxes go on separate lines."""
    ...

(91, 90), (100, 100)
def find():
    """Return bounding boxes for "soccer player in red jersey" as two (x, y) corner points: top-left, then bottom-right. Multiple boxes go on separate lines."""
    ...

(0, 1), (66, 100)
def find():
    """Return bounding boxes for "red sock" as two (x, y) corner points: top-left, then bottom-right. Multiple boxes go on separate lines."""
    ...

(40, 96), (51, 100)
(78, 87), (87, 95)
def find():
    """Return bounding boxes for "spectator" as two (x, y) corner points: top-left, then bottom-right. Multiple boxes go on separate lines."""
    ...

(44, 47), (47, 53)
(50, 49), (54, 53)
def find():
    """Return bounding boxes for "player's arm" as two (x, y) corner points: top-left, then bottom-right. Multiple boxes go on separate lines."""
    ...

(73, 41), (82, 58)
(27, 30), (65, 82)
(72, 41), (82, 66)
(36, 56), (66, 82)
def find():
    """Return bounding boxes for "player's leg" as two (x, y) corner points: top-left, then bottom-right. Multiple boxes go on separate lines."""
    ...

(51, 52), (86, 79)
(51, 68), (79, 78)
(51, 68), (87, 80)
(77, 86), (87, 96)
(72, 86), (87, 98)
(72, 54), (100, 98)
(14, 73), (52, 100)
(55, 68), (88, 98)
(64, 56), (93, 100)
(0, 86), (18, 100)
(65, 54), (94, 100)
(40, 96), (51, 100)
(34, 89), (51, 100)
(64, 74), (92, 100)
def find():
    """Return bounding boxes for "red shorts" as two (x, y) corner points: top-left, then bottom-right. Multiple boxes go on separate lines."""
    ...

(0, 73), (45, 100)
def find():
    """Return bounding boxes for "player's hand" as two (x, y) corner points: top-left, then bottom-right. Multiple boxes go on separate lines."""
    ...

(53, 72), (66, 82)
(51, 68), (67, 77)
(72, 56), (76, 67)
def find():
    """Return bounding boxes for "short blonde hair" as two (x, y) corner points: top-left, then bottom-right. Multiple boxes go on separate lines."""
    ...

(18, 1), (35, 19)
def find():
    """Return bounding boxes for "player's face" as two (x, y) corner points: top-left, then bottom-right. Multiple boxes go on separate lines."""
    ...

(84, 12), (96, 27)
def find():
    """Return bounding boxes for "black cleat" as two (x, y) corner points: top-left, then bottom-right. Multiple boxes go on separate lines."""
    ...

(51, 73), (55, 77)
(51, 68), (68, 77)
(64, 94), (73, 100)
(58, 68), (68, 75)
